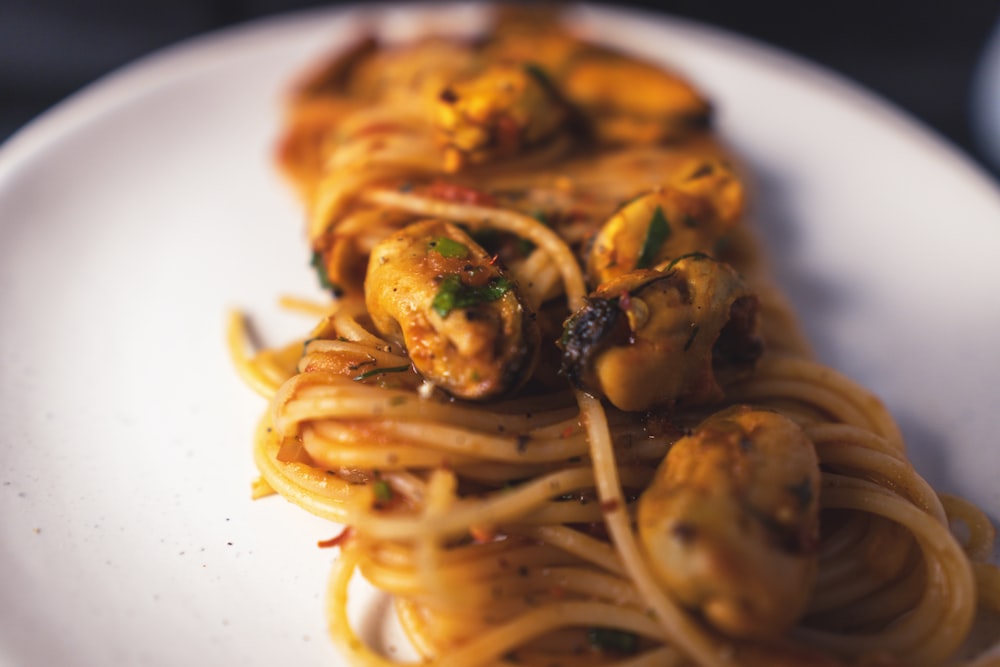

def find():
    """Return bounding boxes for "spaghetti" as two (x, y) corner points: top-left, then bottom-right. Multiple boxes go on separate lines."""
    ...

(231, 6), (1000, 666)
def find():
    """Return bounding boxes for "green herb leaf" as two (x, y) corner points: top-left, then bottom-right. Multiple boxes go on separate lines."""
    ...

(310, 250), (342, 295)
(432, 275), (512, 318)
(428, 237), (470, 259)
(372, 480), (393, 503)
(665, 251), (711, 272)
(301, 336), (317, 358)
(352, 364), (411, 381)
(587, 628), (638, 654)
(523, 62), (554, 88)
(636, 206), (671, 269)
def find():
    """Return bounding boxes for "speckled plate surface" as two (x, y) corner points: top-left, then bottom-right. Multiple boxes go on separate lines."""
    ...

(1, 4), (998, 666)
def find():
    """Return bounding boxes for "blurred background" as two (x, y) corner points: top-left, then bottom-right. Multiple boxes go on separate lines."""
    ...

(3, 0), (1000, 177)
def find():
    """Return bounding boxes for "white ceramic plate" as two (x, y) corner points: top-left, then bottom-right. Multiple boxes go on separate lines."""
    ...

(2, 4), (998, 666)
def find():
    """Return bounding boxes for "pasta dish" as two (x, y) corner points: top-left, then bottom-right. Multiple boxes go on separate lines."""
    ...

(229, 6), (1000, 666)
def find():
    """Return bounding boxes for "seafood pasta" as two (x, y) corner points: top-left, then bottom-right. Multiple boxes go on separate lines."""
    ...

(230, 7), (1000, 666)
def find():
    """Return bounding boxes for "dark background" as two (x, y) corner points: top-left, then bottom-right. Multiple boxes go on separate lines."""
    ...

(3, 0), (1000, 178)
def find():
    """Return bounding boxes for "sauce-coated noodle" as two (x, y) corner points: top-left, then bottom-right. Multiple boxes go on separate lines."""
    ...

(231, 7), (1000, 666)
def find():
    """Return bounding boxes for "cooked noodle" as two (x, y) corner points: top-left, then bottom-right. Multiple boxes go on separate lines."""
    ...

(231, 6), (999, 666)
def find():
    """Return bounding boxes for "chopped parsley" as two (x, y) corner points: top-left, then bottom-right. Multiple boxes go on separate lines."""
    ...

(310, 249), (342, 295)
(352, 364), (411, 381)
(372, 480), (393, 504)
(301, 336), (317, 358)
(428, 237), (470, 259)
(666, 251), (712, 271)
(635, 206), (671, 269)
(523, 62), (554, 88)
(587, 628), (638, 654)
(432, 275), (512, 317)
